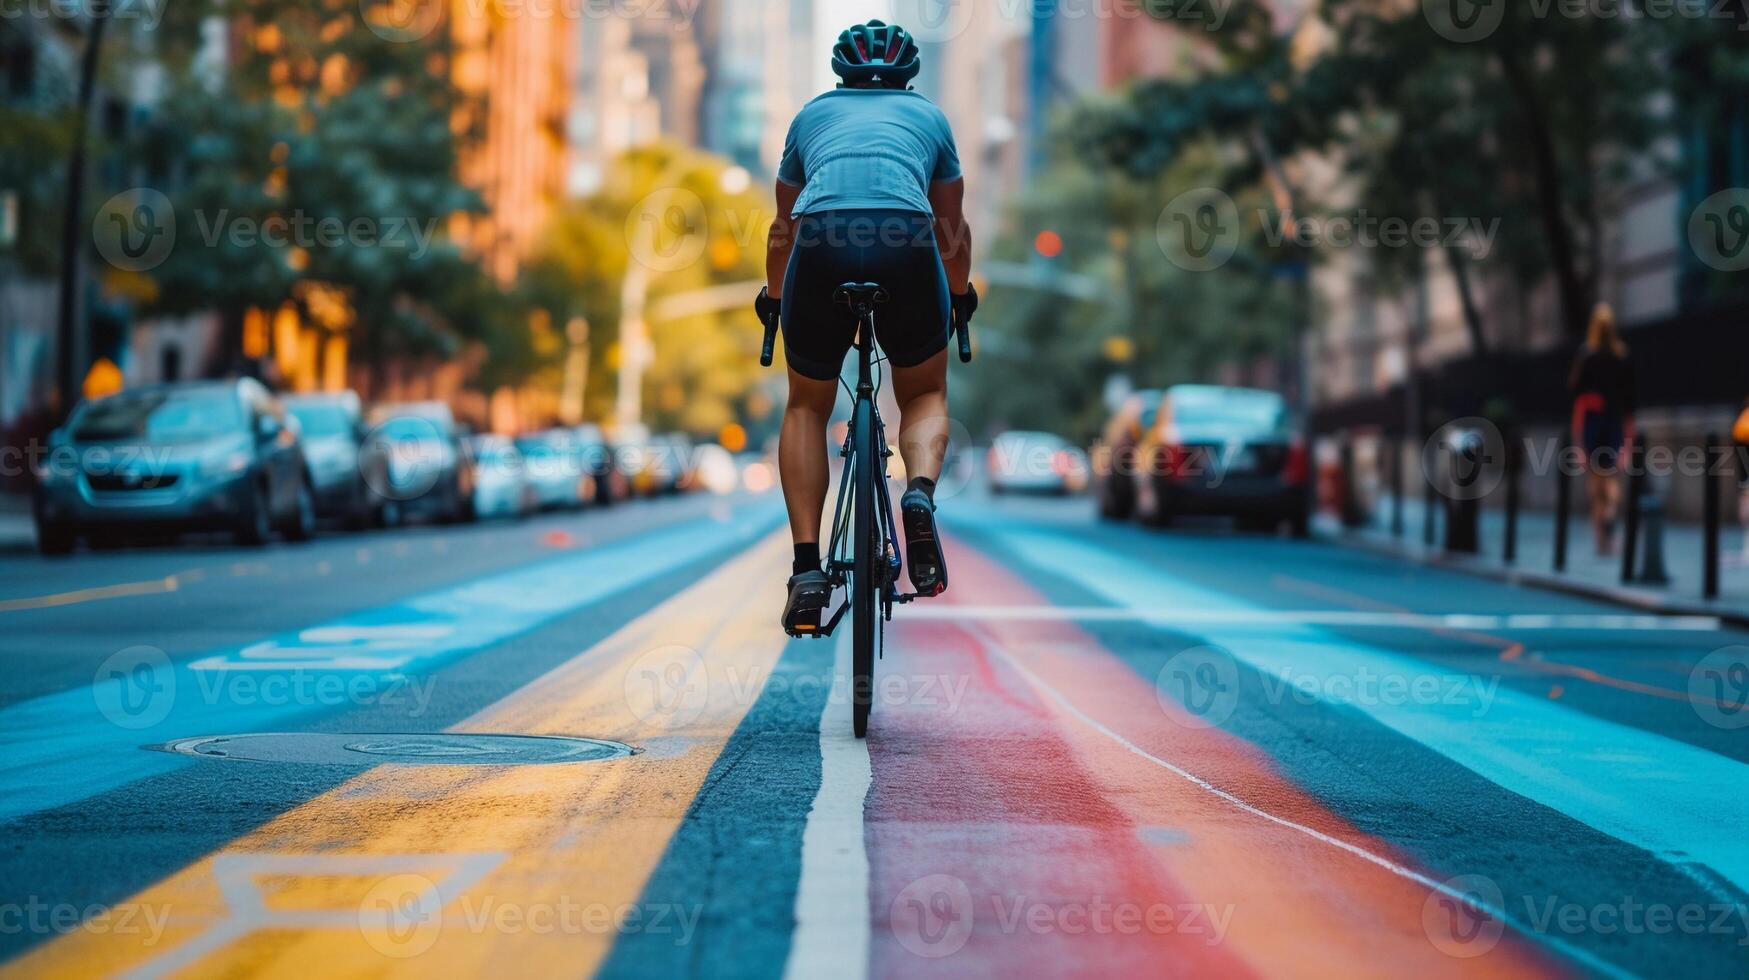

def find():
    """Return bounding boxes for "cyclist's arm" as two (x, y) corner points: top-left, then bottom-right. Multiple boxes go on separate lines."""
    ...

(767, 179), (802, 300)
(929, 178), (972, 295)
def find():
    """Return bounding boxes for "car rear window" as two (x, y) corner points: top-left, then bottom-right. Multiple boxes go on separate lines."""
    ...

(1170, 391), (1287, 430)
(288, 403), (352, 437)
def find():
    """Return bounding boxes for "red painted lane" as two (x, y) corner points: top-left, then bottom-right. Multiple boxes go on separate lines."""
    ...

(864, 538), (1566, 979)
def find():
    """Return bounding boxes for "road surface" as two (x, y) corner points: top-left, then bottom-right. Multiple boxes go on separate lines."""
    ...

(1, 484), (1746, 978)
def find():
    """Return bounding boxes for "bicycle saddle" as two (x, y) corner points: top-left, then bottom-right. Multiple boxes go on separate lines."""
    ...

(833, 282), (889, 308)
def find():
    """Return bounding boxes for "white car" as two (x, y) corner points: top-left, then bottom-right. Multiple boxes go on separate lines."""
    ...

(468, 436), (534, 520)
(987, 431), (1087, 495)
(514, 431), (587, 510)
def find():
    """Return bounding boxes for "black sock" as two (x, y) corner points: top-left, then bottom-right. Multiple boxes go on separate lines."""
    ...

(793, 542), (820, 576)
(908, 476), (936, 503)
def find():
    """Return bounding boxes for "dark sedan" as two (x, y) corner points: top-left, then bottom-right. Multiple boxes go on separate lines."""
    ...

(33, 379), (315, 552)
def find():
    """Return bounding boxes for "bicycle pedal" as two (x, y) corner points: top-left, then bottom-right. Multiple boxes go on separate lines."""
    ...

(784, 602), (825, 637)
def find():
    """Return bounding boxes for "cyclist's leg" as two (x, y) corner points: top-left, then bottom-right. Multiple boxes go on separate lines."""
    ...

(779, 367), (839, 549)
(891, 350), (950, 483)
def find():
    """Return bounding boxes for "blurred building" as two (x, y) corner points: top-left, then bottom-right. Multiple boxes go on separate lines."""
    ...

(451, 4), (575, 283)
(567, 9), (703, 196)
(695, 0), (814, 178)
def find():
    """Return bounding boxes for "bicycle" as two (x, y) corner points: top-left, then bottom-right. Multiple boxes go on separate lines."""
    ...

(760, 281), (972, 737)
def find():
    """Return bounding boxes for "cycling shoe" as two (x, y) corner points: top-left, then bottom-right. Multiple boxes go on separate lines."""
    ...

(900, 488), (948, 597)
(782, 569), (833, 637)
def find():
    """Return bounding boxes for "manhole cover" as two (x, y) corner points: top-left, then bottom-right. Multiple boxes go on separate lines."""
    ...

(150, 733), (636, 766)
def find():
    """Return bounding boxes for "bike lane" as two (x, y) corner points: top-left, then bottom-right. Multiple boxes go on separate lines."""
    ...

(0, 536), (803, 979)
(863, 541), (1564, 979)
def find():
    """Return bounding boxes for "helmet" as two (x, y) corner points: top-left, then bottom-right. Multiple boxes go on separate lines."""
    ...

(831, 20), (921, 88)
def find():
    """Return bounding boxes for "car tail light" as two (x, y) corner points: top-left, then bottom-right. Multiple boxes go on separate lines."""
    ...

(1158, 443), (1189, 480)
(1283, 438), (1309, 485)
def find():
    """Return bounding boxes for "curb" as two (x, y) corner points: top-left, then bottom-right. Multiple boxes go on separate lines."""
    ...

(1322, 529), (1749, 630)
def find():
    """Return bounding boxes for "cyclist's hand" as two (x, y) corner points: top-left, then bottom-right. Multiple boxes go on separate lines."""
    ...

(755, 287), (782, 327)
(950, 284), (979, 328)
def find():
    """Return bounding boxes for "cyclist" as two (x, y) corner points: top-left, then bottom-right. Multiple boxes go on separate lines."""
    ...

(755, 19), (977, 634)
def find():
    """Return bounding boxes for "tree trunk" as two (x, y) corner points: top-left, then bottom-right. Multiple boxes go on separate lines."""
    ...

(1497, 46), (1591, 338)
(1443, 239), (1490, 357)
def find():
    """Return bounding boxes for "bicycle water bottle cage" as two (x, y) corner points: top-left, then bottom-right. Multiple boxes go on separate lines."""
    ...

(833, 282), (889, 315)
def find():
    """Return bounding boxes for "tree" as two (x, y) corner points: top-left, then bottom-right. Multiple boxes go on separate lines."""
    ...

(133, 0), (490, 377)
(524, 144), (769, 435)
(1071, 0), (1710, 347)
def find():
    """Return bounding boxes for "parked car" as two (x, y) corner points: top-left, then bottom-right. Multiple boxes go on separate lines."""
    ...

(1130, 385), (1309, 535)
(570, 424), (627, 504)
(987, 431), (1087, 495)
(33, 379), (316, 553)
(515, 430), (588, 511)
(467, 435), (534, 520)
(655, 433), (697, 493)
(284, 391), (388, 529)
(365, 402), (474, 524)
(1091, 389), (1163, 520)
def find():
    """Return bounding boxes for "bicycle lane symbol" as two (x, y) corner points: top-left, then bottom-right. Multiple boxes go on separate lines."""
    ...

(114, 852), (504, 979)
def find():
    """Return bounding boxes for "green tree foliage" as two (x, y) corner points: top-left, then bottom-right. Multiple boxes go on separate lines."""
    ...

(524, 144), (768, 435)
(133, 0), (500, 372)
(1073, 0), (1749, 346)
(960, 140), (1299, 443)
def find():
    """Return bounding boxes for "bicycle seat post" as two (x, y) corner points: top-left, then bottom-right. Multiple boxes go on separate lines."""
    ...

(834, 282), (887, 397)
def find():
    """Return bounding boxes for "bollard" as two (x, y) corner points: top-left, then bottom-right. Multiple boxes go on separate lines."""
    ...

(1705, 433), (1721, 600)
(1621, 443), (1644, 586)
(1639, 481), (1671, 586)
(1444, 431), (1481, 555)
(1390, 439), (1405, 539)
(1503, 434), (1521, 566)
(1553, 442), (1571, 573)
(1423, 448), (1438, 549)
(1339, 436), (1367, 528)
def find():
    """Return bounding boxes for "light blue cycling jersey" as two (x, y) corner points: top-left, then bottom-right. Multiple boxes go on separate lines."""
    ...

(776, 88), (962, 217)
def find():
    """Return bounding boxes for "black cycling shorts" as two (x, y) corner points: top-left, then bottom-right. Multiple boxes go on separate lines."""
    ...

(781, 209), (950, 381)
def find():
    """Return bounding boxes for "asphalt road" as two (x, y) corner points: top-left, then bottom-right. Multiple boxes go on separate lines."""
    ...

(1, 484), (1746, 978)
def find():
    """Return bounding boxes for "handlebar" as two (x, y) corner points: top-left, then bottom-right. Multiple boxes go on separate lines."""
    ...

(955, 318), (972, 363)
(759, 315), (779, 368)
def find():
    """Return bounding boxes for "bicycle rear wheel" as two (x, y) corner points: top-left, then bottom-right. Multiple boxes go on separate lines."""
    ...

(851, 398), (877, 738)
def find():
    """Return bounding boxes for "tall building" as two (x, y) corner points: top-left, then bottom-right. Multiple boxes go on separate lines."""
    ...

(696, 0), (814, 177)
(451, 3), (575, 283)
(568, 8), (704, 196)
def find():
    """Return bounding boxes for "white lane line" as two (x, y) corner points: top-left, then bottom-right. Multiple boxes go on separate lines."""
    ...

(905, 605), (1721, 632)
(783, 629), (873, 980)
(968, 622), (1633, 980)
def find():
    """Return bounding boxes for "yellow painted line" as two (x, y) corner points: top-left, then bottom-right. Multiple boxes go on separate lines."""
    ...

(4, 534), (791, 979)
(0, 575), (181, 613)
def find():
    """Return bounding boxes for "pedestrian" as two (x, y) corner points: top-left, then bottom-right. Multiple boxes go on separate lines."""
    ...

(1568, 302), (1636, 557)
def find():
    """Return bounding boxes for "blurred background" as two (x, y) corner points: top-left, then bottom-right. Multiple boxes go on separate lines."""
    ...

(3, 0), (1749, 522)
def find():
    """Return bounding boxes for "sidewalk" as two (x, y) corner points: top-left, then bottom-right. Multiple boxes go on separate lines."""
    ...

(1318, 494), (1749, 626)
